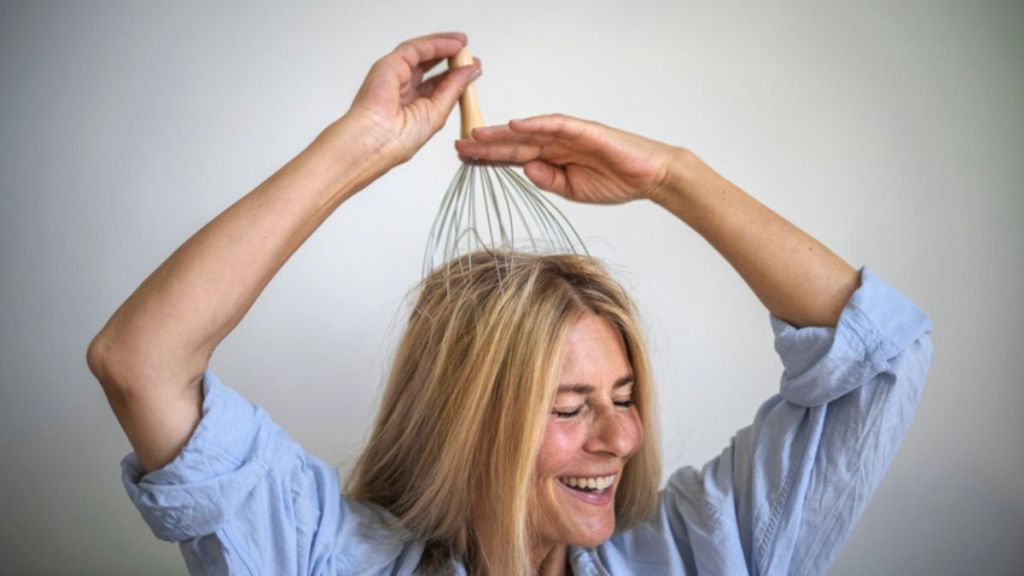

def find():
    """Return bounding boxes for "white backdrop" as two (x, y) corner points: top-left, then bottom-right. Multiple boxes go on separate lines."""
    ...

(1, 1), (1021, 574)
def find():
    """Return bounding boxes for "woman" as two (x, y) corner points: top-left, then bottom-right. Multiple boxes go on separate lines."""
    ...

(87, 32), (933, 575)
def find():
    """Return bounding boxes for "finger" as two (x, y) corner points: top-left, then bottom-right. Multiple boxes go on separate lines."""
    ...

(425, 58), (482, 123)
(398, 31), (467, 47)
(523, 160), (570, 197)
(416, 57), (445, 80)
(471, 124), (556, 146)
(416, 70), (448, 98)
(454, 139), (542, 164)
(391, 34), (467, 76)
(470, 124), (515, 139)
(416, 65), (465, 98)
(510, 114), (590, 140)
(410, 60), (435, 87)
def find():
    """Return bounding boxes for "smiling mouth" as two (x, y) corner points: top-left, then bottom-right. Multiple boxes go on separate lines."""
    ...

(558, 474), (616, 494)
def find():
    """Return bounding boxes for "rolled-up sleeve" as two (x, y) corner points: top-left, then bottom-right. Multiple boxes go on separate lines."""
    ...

(119, 371), (414, 575)
(121, 371), (272, 543)
(742, 266), (934, 575)
(597, 267), (934, 576)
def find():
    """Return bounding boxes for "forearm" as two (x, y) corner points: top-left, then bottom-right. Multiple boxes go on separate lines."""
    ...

(89, 115), (389, 387)
(655, 148), (859, 328)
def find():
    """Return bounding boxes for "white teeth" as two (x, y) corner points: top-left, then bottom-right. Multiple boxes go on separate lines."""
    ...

(558, 474), (616, 491)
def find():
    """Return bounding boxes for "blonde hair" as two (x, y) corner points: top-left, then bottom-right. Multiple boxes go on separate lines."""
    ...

(345, 251), (660, 574)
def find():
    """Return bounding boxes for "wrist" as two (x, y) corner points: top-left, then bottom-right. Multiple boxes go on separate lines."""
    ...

(313, 115), (399, 199)
(649, 146), (703, 215)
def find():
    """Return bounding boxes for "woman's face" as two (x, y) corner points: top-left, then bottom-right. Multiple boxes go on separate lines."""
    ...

(533, 313), (644, 548)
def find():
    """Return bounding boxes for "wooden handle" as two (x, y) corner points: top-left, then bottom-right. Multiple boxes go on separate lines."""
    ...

(448, 48), (484, 140)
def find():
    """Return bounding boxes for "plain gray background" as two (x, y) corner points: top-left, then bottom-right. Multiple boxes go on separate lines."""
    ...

(1, 1), (1021, 574)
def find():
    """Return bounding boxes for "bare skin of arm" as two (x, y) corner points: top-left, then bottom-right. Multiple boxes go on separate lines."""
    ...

(87, 32), (481, 473)
(459, 114), (859, 575)
(455, 115), (859, 329)
(657, 148), (859, 328)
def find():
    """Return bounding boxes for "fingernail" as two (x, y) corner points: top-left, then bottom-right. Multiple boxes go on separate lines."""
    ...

(470, 68), (482, 81)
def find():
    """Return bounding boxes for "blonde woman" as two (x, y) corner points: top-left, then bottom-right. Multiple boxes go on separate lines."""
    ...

(88, 32), (933, 575)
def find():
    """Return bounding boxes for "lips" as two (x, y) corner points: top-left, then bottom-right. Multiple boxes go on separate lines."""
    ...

(557, 473), (617, 506)
(559, 474), (616, 491)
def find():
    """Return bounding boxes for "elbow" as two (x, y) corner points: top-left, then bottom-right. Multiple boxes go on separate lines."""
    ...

(86, 330), (121, 390)
(86, 327), (212, 395)
(86, 328), (142, 392)
(87, 337), (156, 421)
(87, 333), (137, 413)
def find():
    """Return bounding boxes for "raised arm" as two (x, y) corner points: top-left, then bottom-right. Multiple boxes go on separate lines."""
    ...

(653, 149), (859, 328)
(455, 114), (859, 328)
(87, 33), (482, 473)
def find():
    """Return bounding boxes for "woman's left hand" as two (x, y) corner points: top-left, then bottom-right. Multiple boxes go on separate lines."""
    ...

(454, 114), (682, 205)
(344, 32), (482, 167)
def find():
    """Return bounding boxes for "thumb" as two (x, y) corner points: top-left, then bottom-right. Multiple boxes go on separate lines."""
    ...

(428, 61), (481, 123)
(523, 160), (570, 197)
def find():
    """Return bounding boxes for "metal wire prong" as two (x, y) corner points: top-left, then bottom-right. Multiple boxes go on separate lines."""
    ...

(423, 159), (589, 284)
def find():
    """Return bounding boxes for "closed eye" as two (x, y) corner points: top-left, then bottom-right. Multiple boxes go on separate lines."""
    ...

(552, 406), (583, 419)
(552, 399), (634, 419)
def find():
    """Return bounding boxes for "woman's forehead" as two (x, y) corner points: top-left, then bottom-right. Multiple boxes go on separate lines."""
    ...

(557, 314), (632, 388)
(555, 377), (635, 397)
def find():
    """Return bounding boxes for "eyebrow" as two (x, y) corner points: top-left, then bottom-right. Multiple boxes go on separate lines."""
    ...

(557, 375), (635, 395)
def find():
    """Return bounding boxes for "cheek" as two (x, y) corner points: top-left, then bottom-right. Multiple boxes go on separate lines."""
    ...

(624, 409), (645, 457)
(536, 423), (585, 476)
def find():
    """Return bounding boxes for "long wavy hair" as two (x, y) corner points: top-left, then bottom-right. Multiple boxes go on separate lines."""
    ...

(345, 251), (660, 574)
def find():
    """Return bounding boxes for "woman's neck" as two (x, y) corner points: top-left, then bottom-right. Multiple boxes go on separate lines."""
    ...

(535, 543), (569, 576)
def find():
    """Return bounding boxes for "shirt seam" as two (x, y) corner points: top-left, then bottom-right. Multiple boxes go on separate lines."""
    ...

(794, 368), (896, 576)
(754, 303), (877, 573)
(754, 447), (795, 570)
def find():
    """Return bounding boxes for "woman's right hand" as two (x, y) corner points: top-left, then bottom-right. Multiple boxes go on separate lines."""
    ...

(89, 32), (481, 474)
(457, 115), (860, 330)
(342, 32), (482, 168)
(454, 114), (686, 206)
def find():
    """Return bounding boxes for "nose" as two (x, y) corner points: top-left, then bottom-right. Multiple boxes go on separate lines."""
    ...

(583, 405), (641, 458)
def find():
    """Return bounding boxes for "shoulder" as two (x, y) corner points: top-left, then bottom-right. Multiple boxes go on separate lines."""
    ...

(120, 370), (428, 573)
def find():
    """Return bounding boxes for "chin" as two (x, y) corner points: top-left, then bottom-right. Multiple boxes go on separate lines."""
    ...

(566, 518), (616, 547)
(574, 530), (614, 548)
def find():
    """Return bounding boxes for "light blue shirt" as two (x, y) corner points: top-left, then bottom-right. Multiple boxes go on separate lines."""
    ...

(121, 267), (933, 575)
